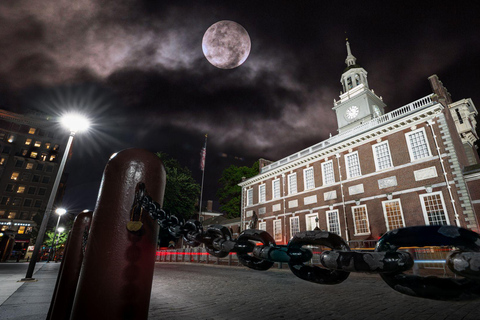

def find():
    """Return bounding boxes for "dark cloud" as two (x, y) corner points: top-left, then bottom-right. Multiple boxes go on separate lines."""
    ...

(0, 1), (479, 211)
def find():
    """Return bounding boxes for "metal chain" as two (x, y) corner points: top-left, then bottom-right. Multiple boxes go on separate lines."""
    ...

(133, 183), (480, 301)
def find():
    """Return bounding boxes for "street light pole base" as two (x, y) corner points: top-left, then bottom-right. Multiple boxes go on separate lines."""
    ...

(19, 278), (38, 282)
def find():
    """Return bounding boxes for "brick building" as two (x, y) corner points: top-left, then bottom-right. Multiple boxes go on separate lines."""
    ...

(0, 109), (67, 261)
(239, 41), (479, 245)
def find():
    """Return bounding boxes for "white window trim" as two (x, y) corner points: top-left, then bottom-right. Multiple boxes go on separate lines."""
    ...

(258, 184), (266, 203)
(272, 178), (281, 199)
(382, 199), (406, 231)
(305, 213), (319, 231)
(419, 191), (450, 226)
(321, 160), (335, 186)
(345, 151), (362, 180)
(352, 204), (371, 236)
(246, 188), (253, 206)
(326, 209), (341, 236)
(303, 167), (315, 191)
(288, 173), (297, 195)
(405, 127), (432, 162)
(290, 216), (300, 239)
(258, 221), (267, 231)
(273, 219), (282, 242)
(372, 141), (393, 171)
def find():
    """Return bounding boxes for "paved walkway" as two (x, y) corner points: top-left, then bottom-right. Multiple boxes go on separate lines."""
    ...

(1, 262), (480, 319)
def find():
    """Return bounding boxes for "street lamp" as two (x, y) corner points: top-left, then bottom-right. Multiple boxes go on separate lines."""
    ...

(23, 113), (90, 281)
(53, 226), (65, 262)
(47, 208), (66, 263)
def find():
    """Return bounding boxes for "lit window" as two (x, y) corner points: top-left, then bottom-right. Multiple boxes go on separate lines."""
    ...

(272, 179), (281, 199)
(326, 210), (341, 236)
(345, 152), (362, 179)
(1, 226), (7, 231)
(290, 216), (300, 239)
(11, 172), (19, 180)
(382, 199), (405, 231)
(0, 210), (4, 217)
(258, 184), (266, 203)
(0, 157), (5, 166)
(288, 173), (297, 194)
(40, 154), (47, 161)
(321, 160), (335, 185)
(1, 197), (10, 205)
(246, 189), (253, 206)
(18, 226), (26, 234)
(21, 149), (28, 156)
(34, 141), (41, 147)
(45, 143), (51, 149)
(8, 211), (17, 219)
(25, 139), (32, 145)
(8, 135), (15, 143)
(352, 205), (370, 235)
(373, 141), (393, 171)
(30, 152), (38, 159)
(420, 192), (449, 225)
(29, 128), (36, 134)
(274, 219), (282, 242)
(49, 155), (56, 161)
(53, 144), (59, 151)
(258, 222), (266, 231)
(17, 186), (25, 194)
(405, 128), (431, 161)
(303, 167), (315, 190)
(26, 163), (33, 169)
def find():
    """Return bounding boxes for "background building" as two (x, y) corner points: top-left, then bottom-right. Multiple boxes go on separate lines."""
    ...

(0, 109), (67, 261)
(239, 42), (479, 246)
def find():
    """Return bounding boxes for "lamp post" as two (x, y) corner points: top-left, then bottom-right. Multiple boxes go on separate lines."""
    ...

(22, 113), (90, 281)
(47, 208), (66, 263)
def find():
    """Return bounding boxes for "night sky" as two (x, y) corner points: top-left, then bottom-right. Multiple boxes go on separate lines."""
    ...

(0, 1), (479, 213)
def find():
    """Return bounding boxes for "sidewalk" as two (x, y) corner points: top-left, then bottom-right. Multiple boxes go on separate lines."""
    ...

(0, 262), (59, 320)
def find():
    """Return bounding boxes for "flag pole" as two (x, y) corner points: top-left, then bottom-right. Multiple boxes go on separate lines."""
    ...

(199, 134), (208, 221)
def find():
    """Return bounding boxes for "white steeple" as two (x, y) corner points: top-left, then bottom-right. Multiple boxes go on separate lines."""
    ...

(345, 40), (357, 66)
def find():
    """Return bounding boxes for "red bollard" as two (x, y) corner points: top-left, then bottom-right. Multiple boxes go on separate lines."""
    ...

(70, 149), (166, 320)
(48, 210), (93, 320)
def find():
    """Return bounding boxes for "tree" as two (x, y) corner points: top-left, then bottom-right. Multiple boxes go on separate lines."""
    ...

(217, 161), (258, 218)
(156, 152), (200, 220)
(43, 230), (69, 250)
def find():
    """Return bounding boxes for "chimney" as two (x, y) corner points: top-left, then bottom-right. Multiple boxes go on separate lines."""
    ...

(207, 200), (213, 212)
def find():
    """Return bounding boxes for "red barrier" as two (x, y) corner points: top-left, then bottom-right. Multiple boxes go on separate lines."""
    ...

(71, 149), (166, 320)
(48, 210), (93, 320)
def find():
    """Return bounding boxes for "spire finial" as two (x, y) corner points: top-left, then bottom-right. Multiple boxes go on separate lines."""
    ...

(345, 39), (356, 66)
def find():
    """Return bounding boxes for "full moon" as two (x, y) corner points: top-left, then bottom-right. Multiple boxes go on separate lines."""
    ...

(202, 20), (251, 69)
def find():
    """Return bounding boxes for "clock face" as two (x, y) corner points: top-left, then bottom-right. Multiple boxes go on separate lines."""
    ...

(345, 105), (359, 120)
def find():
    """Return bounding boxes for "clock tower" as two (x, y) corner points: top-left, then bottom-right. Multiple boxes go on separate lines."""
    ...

(333, 40), (386, 133)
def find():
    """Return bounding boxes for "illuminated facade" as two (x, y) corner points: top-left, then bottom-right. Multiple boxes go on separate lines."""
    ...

(239, 42), (479, 245)
(0, 109), (66, 261)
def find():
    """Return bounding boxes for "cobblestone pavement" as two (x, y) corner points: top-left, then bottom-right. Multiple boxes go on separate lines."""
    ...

(149, 263), (480, 320)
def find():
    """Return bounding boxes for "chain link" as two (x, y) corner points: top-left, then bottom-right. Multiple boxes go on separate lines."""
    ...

(133, 184), (480, 301)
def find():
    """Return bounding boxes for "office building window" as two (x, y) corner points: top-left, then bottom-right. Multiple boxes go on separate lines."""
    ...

(373, 141), (393, 171)
(420, 192), (449, 225)
(45, 143), (51, 149)
(303, 167), (315, 190)
(32, 175), (40, 182)
(259, 184), (266, 203)
(326, 210), (341, 236)
(345, 152), (362, 179)
(29, 128), (36, 134)
(1, 197), (10, 205)
(258, 221), (266, 231)
(42, 176), (50, 184)
(34, 200), (42, 208)
(27, 187), (36, 195)
(21, 173), (31, 182)
(17, 186), (25, 194)
(25, 138), (32, 145)
(15, 160), (24, 168)
(36, 163), (44, 171)
(321, 160), (335, 185)
(38, 188), (46, 196)
(290, 216), (300, 239)
(26, 163), (34, 170)
(40, 154), (47, 161)
(49, 155), (56, 161)
(8, 211), (16, 219)
(11, 172), (19, 180)
(5, 184), (14, 192)
(246, 189), (253, 206)
(274, 219), (282, 242)
(23, 199), (32, 207)
(382, 199), (405, 231)
(34, 141), (41, 147)
(306, 213), (318, 231)
(8, 135), (15, 143)
(405, 128), (431, 161)
(12, 198), (21, 206)
(272, 179), (281, 199)
(30, 152), (38, 159)
(46, 165), (53, 173)
(0, 157), (5, 166)
(0, 210), (4, 218)
(352, 205), (370, 235)
(288, 173), (297, 194)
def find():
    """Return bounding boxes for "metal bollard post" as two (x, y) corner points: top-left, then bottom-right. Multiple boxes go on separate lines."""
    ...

(70, 149), (166, 320)
(48, 211), (93, 320)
